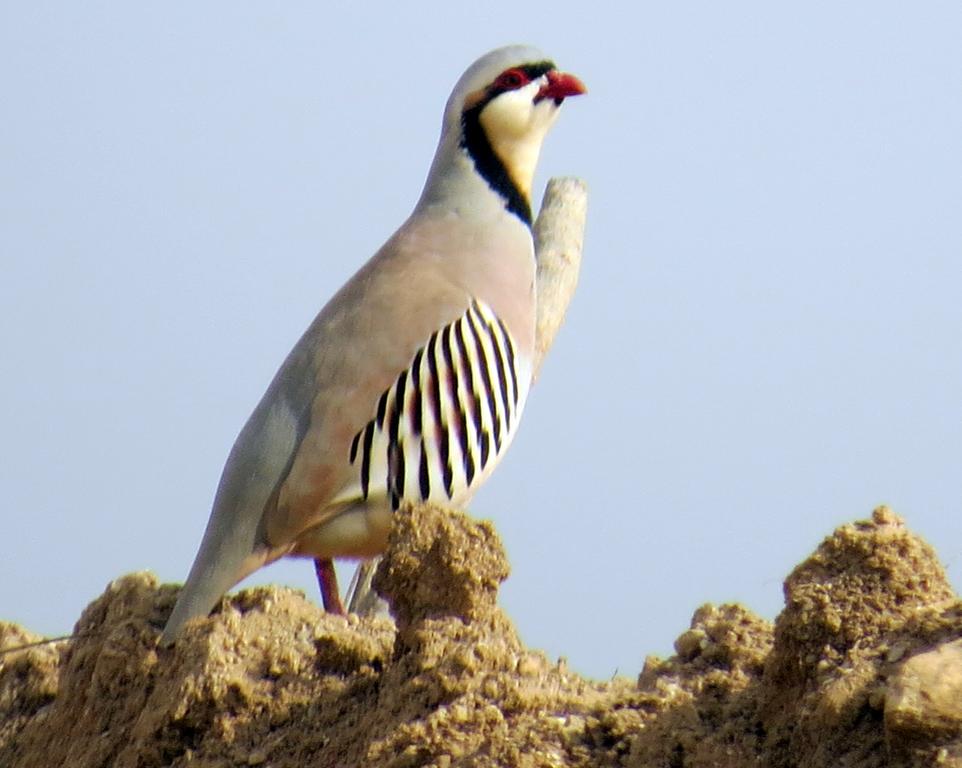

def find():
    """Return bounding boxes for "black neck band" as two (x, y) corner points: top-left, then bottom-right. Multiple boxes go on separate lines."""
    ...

(460, 105), (532, 228)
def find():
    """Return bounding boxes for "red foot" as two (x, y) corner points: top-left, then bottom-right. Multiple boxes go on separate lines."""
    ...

(314, 557), (346, 615)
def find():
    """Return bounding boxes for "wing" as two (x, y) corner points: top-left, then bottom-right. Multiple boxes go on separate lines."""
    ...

(266, 214), (537, 547)
(341, 297), (530, 513)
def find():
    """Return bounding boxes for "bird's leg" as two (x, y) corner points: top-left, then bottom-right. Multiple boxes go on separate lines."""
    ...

(314, 557), (346, 615)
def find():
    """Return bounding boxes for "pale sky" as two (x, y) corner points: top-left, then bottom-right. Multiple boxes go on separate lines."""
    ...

(2, 3), (961, 679)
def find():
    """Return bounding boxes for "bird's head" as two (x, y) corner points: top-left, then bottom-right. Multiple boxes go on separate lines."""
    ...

(429, 45), (586, 225)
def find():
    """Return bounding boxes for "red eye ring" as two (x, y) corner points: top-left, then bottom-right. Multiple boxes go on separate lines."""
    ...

(493, 68), (530, 91)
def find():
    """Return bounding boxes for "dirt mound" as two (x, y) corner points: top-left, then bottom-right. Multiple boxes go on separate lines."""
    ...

(2, 505), (961, 767)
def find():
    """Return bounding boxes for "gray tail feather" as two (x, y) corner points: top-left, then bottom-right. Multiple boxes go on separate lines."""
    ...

(159, 490), (269, 645)
(160, 388), (302, 644)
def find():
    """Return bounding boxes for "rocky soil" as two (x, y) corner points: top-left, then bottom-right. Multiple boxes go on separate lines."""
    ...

(2, 504), (962, 767)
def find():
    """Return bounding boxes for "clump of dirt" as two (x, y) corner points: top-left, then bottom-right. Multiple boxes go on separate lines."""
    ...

(2, 505), (961, 767)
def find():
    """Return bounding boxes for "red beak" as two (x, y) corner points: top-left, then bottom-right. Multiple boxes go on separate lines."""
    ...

(536, 70), (587, 104)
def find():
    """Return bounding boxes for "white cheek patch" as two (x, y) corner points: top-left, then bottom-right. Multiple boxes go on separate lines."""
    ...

(479, 84), (561, 196)
(480, 83), (540, 137)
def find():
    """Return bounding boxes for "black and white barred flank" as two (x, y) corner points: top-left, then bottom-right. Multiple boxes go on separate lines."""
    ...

(348, 298), (526, 510)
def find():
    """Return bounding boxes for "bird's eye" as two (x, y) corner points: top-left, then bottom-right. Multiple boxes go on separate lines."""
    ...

(493, 68), (529, 91)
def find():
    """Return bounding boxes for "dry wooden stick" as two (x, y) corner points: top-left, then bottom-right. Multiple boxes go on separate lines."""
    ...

(532, 177), (588, 380)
